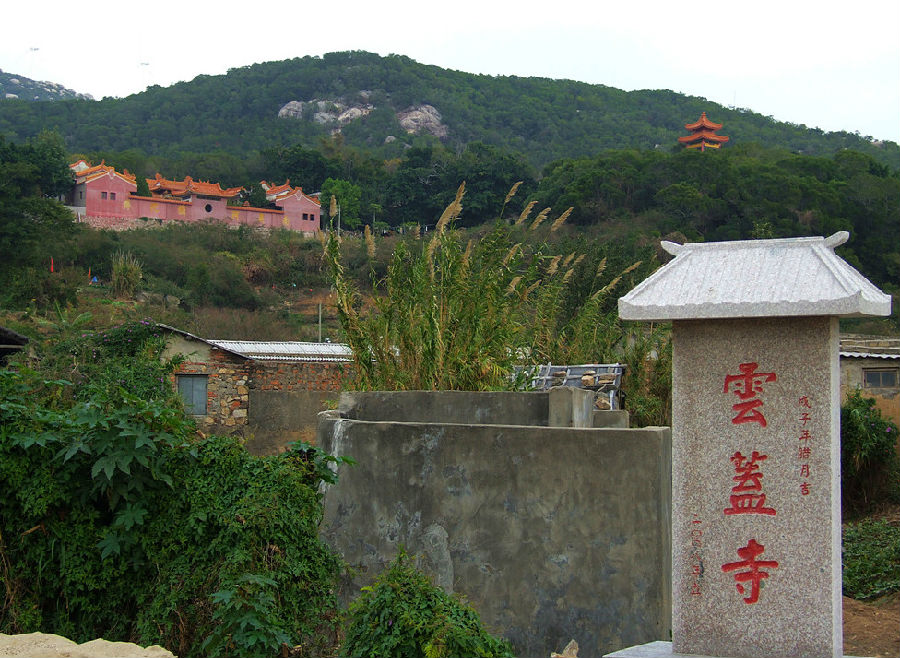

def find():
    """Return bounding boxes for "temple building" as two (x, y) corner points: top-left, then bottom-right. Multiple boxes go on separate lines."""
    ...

(678, 112), (730, 151)
(65, 162), (320, 234)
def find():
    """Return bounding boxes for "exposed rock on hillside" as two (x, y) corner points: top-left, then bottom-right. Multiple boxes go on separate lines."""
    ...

(397, 104), (448, 138)
(278, 97), (448, 139)
(0, 69), (93, 101)
(277, 99), (373, 126)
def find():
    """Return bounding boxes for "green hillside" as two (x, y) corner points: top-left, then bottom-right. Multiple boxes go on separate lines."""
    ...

(1, 51), (896, 169)
(0, 69), (92, 101)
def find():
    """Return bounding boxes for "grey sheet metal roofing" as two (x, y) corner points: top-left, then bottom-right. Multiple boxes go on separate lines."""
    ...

(207, 340), (352, 362)
(618, 231), (891, 321)
(840, 352), (900, 360)
(158, 324), (351, 362)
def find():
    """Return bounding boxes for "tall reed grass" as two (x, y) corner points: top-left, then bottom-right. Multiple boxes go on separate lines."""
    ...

(324, 183), (672, 425)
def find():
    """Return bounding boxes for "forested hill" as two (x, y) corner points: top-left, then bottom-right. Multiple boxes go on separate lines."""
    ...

(1, 51), (897, 169)
(0, 69), (93, 101)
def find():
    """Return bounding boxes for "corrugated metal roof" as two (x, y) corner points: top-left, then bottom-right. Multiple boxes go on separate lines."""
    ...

(840, 352), (900, 360)
(619, 232), (891, 320)
(208, 340), (352, 362)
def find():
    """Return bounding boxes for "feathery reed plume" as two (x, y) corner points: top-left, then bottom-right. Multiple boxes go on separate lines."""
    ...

(595, 257), (608, 278)
(504, 181), (523, 206)
(436, 181), (466, 235)
(562, 268), (574, 283)
(502, 181), (523, 218)
(364, 225), (375, 259)
(549, 207), (573, 233)
(506, 276), (522, 295)
(426, 234), (438, 265)
(593, 277), (620, 300)
(591, 260), (643, 299)
(562, 253), (575, 268)
(503, 243), (521, 266)
(573, 254), (585, 266)
(524, 280), (542, 299)
(461, 239), (474, 274)
(515, 200), (537, 226)
(411, 225), (421, 240)
(547, 254), (562, 276)
(317, 230), (327, 247)
(620, 260), (643, 276)
(529, 207), (551, 232)
(329, 195), (337, 217)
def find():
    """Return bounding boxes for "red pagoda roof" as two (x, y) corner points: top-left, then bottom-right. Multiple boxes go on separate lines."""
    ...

(678, 131), (730, 144)
(261, 180), (320, 205)
(149, 174), (242, 199)
(684, 112), (723, 131)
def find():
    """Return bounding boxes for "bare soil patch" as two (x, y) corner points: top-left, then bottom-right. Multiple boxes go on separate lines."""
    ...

(844, 590), (900, 657)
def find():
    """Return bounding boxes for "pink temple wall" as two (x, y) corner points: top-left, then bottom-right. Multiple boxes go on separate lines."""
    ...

(276, 193), (320, 233)
(79, 177), (319, 235)
(84, 173), (137, 218)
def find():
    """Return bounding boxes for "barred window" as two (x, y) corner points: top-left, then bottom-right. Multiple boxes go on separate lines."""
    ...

(177, 375), (208, 415)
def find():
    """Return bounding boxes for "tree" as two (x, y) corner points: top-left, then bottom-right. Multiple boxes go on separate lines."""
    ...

(321, 178), (362, 229)
(135, 174), (151, 197)
(0, 135), (77, 272)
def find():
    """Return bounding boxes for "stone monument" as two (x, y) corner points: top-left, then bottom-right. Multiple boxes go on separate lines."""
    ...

(610, 232), (891, 658)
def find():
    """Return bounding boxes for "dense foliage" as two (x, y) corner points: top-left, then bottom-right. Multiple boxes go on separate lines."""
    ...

(1, 51), (896, 170)
(840, 390), (900, 514)
(0, 321), (348, 657)
(325, 184), (673, 426)
(342, 551), (513, 658)
(0, 132), (79, 307)
(842, 518), (900, 600)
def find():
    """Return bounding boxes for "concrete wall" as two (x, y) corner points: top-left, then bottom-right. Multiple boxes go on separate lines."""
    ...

(245, 389), (335, 454)
(318, 404), (672, 657)
(338, 387), (607, 428)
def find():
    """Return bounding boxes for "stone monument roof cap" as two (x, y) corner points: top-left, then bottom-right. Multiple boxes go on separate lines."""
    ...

(619, 232), (891, 320)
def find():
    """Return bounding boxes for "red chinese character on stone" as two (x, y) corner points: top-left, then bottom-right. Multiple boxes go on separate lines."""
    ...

(799, 396), (812, 409)
(798, 446), (811, 460)
(800, 482), (810, 496)
(799, 464), (810, 478)
(798, 429), (812, 443)
(721, 539), (779, 604)
(724, 363), (776, 426)
(724, 451), (776, 516)
(799, 412), (811, 426)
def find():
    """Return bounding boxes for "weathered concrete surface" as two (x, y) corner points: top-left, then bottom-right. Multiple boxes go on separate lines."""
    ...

(594, 410), (631, 429)
(319, 413), (672, 657)
(549, 387), (595, 428)
(338, 389), (627, 429)
(337, 390), (552, 425)
(245, 390), (336, 454)
(605, 641), (867, 658)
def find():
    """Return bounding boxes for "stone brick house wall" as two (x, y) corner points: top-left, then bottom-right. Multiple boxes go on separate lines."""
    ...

(251, 361), (345, 393)
(160, 326), (348, 445)
(840, 335), (900, 427)
(161, 331), (252, 431)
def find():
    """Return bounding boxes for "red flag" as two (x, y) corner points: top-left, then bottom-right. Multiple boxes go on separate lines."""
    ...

(50, 257), (54, 273)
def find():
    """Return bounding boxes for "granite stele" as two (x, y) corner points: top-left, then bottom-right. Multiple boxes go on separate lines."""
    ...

(609, 232), (891, 658)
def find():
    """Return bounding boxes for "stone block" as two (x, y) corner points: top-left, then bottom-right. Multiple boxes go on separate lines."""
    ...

(670, 317), (841, 658)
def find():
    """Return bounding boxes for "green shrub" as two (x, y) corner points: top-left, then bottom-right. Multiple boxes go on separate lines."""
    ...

(840, 389), (900, 513)
(111, 250), (143, 298)
(842, 518), (900, 600)
(342, 551), (513, 658)
(0, 326), (349, 657)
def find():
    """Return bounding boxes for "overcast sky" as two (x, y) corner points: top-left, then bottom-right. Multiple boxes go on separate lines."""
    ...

(3, 0), (898, 143)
